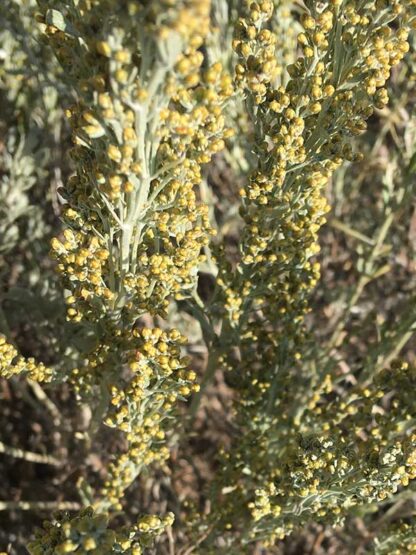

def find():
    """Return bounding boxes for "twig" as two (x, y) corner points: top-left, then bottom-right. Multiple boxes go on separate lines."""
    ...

(188, 347), (220, 423)
(179, 524), (216, 555)
(329, 218), (377, 246)
(0, 441), (62, 466)
(0, 500), (80, 511)
(325, 210), (394, 353)
(27, 379), (61, 427)
(166, 525), (176, 555)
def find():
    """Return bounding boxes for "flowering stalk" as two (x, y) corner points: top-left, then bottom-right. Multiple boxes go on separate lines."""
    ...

(193, 0), (416, 548)
(224, 0), (414, 409)
(32, 0), (234, 513)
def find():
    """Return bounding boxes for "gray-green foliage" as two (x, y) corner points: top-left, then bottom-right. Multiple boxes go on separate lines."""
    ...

(2, 1), (416, 554)
(0, 0), (72, 371)
(0, 0), (58, 254)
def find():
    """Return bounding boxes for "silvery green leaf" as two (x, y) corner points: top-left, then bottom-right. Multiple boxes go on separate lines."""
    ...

(45, 8), (78, 37)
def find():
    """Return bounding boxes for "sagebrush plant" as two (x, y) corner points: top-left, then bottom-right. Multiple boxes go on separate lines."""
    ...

(1, 0), (416, 553)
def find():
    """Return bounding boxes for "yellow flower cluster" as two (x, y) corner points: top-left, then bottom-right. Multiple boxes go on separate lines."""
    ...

(227, 0), (414, 337)
(35, 0), (233, 514)
(39, 0), (232, 322)
(208, 0), (416, 547)
(0, 335), (52, 382)
(105, 327), (197, 432)
(97, 327), (199, 509)
(27, 506), (174, 555)
(213, 361), (416, 546)
(217, 0), (415, 416)
(66, 325), (199, 509)
(51, 228), (112, 322)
